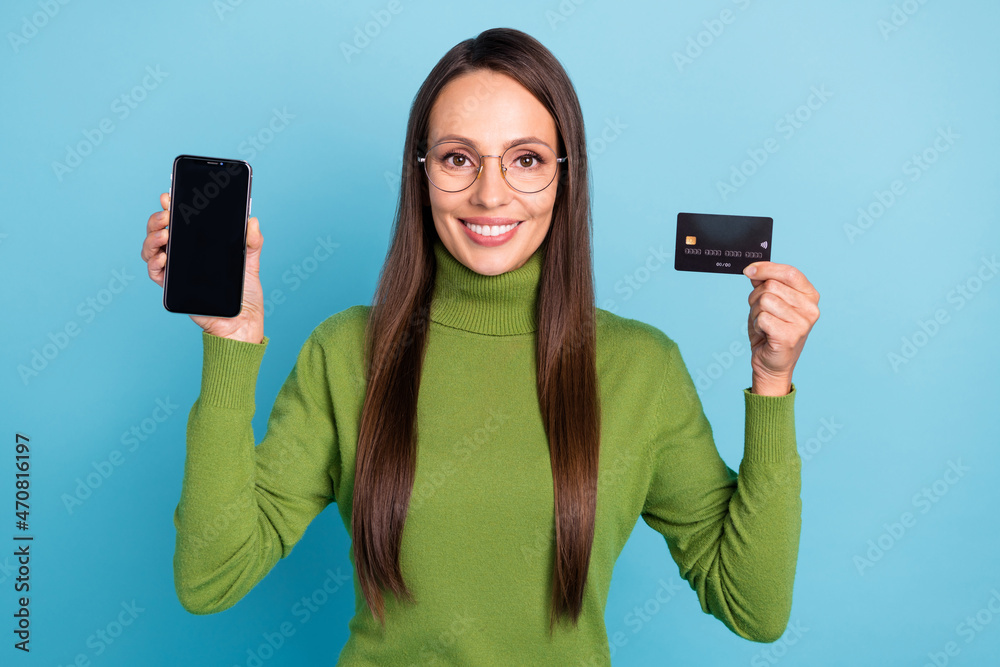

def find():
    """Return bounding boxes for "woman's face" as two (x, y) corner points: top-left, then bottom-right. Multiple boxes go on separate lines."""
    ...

(424, 69), (561, 276)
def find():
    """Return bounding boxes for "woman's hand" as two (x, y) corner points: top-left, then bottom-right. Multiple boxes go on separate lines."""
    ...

(140, 192), (266, 344)
(743, 261), (820, 396)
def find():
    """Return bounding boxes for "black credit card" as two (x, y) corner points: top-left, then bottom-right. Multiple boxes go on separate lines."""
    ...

(674, 212), (772, 275)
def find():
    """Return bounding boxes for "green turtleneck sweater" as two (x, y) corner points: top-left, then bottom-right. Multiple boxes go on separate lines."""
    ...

(172, 238), (801, 665)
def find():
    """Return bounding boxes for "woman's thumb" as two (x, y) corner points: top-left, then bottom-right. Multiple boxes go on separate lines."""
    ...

(245, 216), (263, 273)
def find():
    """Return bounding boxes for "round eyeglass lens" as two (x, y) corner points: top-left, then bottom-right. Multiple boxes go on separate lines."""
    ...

(423, 141), (560, 193)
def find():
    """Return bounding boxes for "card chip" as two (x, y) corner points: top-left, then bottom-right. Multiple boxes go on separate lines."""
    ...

(685, 235), (697, 245)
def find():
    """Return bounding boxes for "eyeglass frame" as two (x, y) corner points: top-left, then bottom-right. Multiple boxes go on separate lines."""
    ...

(416, 139), (569, 194)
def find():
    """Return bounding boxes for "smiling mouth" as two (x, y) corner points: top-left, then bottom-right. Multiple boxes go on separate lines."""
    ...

(460, 219), (522, 237)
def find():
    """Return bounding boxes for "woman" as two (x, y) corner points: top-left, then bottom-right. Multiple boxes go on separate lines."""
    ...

(141, 27), (820, 665)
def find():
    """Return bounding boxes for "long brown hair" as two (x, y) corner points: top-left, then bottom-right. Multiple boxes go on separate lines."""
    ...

(352, 27), (600, 634)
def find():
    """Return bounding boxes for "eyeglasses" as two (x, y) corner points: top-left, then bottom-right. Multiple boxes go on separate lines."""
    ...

(417, 140), (568, 194)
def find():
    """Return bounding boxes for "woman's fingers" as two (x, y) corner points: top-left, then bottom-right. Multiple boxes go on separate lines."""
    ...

(145, 208), (167, 235)
(141, 219), (168, 261)
(143, 232), (167, 283)
(142, 193), (172, 285)
(145, 192), (169, 237)
(749, 293), (812, 332)
(148, 248), (167, 286)
(745, 261), (819, 300)
(748, 275), (821, 324)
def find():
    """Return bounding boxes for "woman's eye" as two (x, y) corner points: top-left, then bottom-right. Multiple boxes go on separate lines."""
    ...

(513, 153), (543, 168)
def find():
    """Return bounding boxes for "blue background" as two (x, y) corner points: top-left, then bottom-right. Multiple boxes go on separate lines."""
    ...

(2, 1), (998, 665)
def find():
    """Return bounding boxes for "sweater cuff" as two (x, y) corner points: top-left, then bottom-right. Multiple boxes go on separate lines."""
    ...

(741, 382), (797, 463)
(199, 331), (269, 410)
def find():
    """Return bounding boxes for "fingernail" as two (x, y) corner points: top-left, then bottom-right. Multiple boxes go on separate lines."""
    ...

(744, 265), (757, 277)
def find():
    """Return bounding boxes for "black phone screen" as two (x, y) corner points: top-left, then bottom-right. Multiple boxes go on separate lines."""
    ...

(163, 155), (252, 318)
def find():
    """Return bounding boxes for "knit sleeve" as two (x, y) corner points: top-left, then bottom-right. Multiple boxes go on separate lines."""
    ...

(172, 328), (339, 615)
(639, 339), (801, 643)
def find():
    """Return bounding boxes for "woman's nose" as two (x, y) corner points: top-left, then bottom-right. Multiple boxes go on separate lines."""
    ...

(470, 155), (511, 205)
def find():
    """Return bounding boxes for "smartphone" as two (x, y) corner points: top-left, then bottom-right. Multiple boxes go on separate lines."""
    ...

(163, 154), (252, 318)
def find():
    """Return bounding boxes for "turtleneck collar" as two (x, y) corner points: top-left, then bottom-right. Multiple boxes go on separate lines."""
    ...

(429, 237), (545, 336)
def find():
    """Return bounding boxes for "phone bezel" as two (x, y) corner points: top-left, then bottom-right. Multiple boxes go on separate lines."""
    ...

(162, 154), (253, 318)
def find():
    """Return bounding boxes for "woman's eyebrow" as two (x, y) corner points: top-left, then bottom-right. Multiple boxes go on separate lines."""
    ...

(434, 135), (553, 151)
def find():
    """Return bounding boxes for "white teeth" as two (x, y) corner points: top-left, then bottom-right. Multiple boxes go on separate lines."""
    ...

(462, 220), (520, 236)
